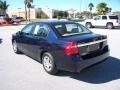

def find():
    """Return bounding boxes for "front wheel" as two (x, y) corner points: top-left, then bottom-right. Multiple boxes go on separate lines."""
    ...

(12, 40), (21, 54)
(42, 52), (58, 75)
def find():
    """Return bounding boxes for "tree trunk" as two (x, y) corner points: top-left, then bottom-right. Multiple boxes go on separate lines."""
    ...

(25, 4), (27, 21)
(28, 8), (30, 21)
(90, 11), (92, 19)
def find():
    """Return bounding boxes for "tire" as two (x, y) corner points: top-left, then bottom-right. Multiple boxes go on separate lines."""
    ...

(42, 52), (58, 75)
(12, 40), (21, 54)
(107, 23), (113, 29)
(85, 22), (92, 28)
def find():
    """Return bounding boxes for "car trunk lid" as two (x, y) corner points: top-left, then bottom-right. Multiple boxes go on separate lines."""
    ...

(62, 33), (107, 55)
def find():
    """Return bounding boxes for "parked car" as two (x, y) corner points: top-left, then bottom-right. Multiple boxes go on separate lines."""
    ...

(0, 38), (2, 43)
(12, 17), (24, 23)
(12, 21), (109, 75)
(0, 17), (14, 25)
(85, 15), (120, 29)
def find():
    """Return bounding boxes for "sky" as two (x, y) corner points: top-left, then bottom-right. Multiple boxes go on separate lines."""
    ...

(6, 0), (120, 12)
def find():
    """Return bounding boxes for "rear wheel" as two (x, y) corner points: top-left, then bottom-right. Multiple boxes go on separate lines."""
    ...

(42, 52), (58, 75)
(12, 40), (21, 54)
(107, 23), (113, 29)
(85, 22), (92, 28)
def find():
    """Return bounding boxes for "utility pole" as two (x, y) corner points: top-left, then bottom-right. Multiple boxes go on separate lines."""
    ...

(80, 0), (81, 14)
(86, 3), (87, 12)
(80, 0), (82, 16)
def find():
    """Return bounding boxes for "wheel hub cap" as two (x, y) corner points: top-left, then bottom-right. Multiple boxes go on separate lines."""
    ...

(43, 56), (52, 71)
(13, 42), (17, 52)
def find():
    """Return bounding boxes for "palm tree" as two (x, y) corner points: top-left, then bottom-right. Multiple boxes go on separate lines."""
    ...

(96, 2), (111, 15)
(24, 0), (33, 21)
(24, 0), (28, 21)
(27, 2), (32, 21)
(108, 8), (112, 13)
(88, 3), (94, 18)
(0, 0), (9, 16)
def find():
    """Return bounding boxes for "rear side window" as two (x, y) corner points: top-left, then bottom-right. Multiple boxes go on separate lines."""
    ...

(33, 24), (50, 38)
(102, 16), (107, 19)
(109, 16), (118, 19)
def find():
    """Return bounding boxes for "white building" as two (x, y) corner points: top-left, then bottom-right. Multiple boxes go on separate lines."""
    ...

(8, 7), (59, 19)
(67, 8), (79, 18)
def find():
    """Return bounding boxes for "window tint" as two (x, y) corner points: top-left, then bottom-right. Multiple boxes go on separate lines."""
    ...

(65, 24), (83, 33)
(102, 16), (107, 19)
(109, 16), (118, 19)
(16, 17), (23, 19)
(21, 24), (35, 34)
(33, 24), (50, 38)
(54, 23), (91, 37)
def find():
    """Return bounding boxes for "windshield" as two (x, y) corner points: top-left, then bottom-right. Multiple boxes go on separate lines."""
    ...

(53, 23), (92, 37)
(16, 17), (23, 19)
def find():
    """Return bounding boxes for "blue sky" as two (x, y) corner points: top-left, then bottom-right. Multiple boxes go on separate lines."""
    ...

(6, 0), (120, 12)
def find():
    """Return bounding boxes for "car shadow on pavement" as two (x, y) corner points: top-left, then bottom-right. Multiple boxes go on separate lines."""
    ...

(0, 38), (2, 44)
(91, 26), (120, 29)
(57, 56), (120, 84)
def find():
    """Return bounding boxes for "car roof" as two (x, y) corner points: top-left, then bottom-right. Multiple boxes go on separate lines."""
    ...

(97, 15), (117, 16)
(34, 20), (77, 25)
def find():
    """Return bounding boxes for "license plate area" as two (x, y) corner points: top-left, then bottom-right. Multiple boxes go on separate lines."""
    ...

(79, 43), (100, 55)
(89, 43), (99, 51)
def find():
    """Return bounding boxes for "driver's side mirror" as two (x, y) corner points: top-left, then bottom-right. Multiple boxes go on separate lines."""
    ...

(94, 18), (97, 20)
(17, 31), (23, 35)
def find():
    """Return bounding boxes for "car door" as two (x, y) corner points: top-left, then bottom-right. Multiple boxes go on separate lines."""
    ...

(92, 15), (102, 26)
(101, 16), (108, 26)
(25, 23), (51, 61)
(17, 23), (35, 54)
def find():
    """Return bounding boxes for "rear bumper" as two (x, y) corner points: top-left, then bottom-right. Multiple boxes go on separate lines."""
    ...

(55, 51), (109, 72)
(114, 23), (120, 27)
(76, 52), (109, 72)
(53, 44), (109, 72)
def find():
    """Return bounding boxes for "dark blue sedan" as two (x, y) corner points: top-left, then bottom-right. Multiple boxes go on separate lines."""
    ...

(12, 21), (109, 75)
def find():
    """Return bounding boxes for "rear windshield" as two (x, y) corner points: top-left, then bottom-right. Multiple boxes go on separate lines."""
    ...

(53, 23), (92, 37)
(109, 16), (118, 19)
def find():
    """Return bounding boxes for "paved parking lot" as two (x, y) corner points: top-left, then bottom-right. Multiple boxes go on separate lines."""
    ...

(0, 25), (120, 90)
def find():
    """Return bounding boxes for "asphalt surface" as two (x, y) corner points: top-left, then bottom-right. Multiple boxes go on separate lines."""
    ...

(0, 25), (120, 90)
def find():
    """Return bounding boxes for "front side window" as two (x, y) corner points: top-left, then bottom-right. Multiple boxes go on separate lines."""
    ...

(54, 23), (92, 37)
(94, 16), (101, 20)
(21, 24), (35, 34)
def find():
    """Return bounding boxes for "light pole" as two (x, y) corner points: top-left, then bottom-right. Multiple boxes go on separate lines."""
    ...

(80, 0), (82, 16)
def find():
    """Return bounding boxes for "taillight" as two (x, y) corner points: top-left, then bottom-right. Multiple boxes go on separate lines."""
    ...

(64, 42), (79, 55)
